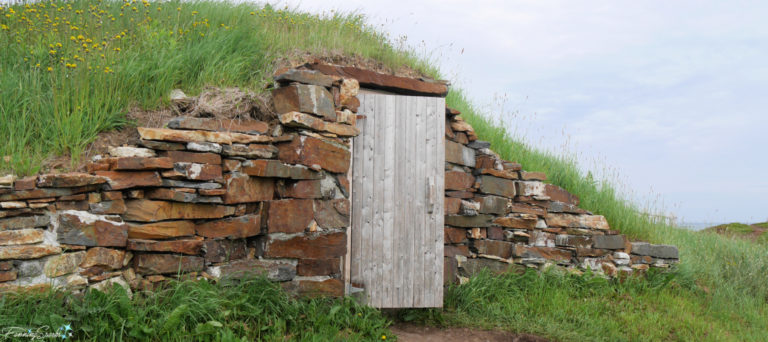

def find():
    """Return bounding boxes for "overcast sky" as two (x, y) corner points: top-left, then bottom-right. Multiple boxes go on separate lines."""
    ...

(282, 0), (768, 224)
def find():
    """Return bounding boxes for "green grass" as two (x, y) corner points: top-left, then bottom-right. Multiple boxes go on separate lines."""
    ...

(3, 0), (768, 340)
(433, 269), (758, 342)
(0, 277), (392, 341)
(753, 222), (768, 229)
(0, 0), (436, 174)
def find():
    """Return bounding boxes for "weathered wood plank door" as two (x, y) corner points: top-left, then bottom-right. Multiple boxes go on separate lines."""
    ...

(350, 93), (445, 308)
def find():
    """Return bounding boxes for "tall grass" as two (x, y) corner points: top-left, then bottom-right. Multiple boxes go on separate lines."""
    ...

(0, 277), (392, 341)
(0, 0), (436, 174)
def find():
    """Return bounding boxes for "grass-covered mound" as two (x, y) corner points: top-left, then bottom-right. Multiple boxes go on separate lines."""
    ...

(2, 0), (768, 340)
(703, 222), (768, 244)
(0, 0), (434, 174)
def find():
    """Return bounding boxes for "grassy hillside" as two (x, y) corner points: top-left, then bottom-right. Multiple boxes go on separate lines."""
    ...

(0, 0), (435, 174)
(2, 1), (768, 341)
(703, 222), (768, 244)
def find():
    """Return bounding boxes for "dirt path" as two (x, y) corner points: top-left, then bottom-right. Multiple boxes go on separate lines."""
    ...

(390, 323), (550, 342)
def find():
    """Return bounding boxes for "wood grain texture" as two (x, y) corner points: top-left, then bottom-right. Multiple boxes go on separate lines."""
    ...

(351, 93), (445, 308)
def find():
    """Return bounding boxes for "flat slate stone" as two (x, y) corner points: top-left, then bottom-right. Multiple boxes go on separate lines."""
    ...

(593, 235), (627, 249)
(274, 69), (337, 88)
(631, 242), (679, 259)
(444, 214), (493, 228)
(303, 62), (449, 97)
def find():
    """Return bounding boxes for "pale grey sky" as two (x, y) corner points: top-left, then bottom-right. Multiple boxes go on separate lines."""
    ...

(282, 0), (768, 224)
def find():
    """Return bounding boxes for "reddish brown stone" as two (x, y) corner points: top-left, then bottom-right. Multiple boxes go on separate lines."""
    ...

(444, 245), (470, 258)
(297, 258), (340, 276)
(265, 232), (346, 259)
(128, 221), (196, 239)
(576, 248), (608, 257)
(281, 180), (324, 199)
(138, 127), (270, 145)
(222, 173), (275, 204)
(445, 140), (476, 167)
(113, 157), (173, 171)
(0, 245), (62, 260)
(56, 201), (89, 211)
(340, 96), (360, 112)
(123, 200), (235, 222)
(521, 171), (547, 181)
(128, 238), (204, 255)
(0, 261), (11, 271)
(203, 239), (247, 264)
(242, 159), (291, 178)
(479, 169), (519, 180)
(59, 194), (87, 201)
(80, 247), (125, 270)
(272, 85), (336, 121)
(508, 203), (546, 216)
(0, 215), (50, 230)
(304, 63), (448, 97)
(445, 197), (462, 215)
(477, 175), (516, 198)
(0, 270), (17, 282)
(0, 184), (99, 201)
(133, 254), (204, 275)
(473, 240), (515, 259)
(94, 171), (162, 190)
(444, 227), (468, 244)
(196, 215), (262, 239)
(222, 159), (241, 172)
(175, 163), (222, 181)
(279, 111), (358, 136)
(199, 188), (227, 196)
(37, 173), (107, 188)
(514, 246), (572, 263)
(445, 191), (475, 199)
(453, 132), (469, 145)
(545, 213), (609, 230)
(58, 212), (128, 247)
(274, 69), (338, 87)
(167, 117), (269, 134)
(222, 144), (278, 159)
(314, 199), (349, 228)
(268, 200), (313, 233)
(445, 171), (475, 191)
(14, 177), (37, 191)
(493, 214), (538, 229)
(159, 151), (221, 165)
(445, 214), (492, 228)
(102, 191), (123, 200)
(0, 229), (45, 246)
(89, 199), (127, 215)
(475, 155), (497, 169)
(487, 226), (504, 240)
(545, 184), (580, 206)
(278, 136), (350, 173)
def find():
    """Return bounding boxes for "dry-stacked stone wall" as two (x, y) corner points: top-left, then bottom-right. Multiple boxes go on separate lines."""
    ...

(0, 63), (678, 296)
(0, 68), (359, 297)
(442, 109), (679, 283)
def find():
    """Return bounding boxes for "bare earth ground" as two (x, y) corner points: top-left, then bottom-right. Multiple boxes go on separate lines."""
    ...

(390, 323), (550, 342)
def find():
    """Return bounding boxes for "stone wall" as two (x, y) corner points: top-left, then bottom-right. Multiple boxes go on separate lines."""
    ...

(442, 109), (679, 282)
(0, 63), (678, 296)
(0, 68), (359, 296)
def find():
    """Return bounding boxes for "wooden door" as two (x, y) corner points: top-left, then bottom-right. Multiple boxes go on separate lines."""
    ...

(350, 93), (445, 308)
